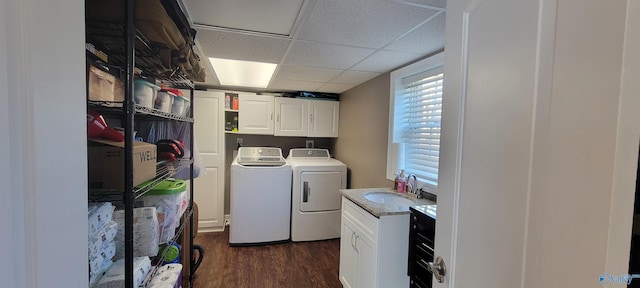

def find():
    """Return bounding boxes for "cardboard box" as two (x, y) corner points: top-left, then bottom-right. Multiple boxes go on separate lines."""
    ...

(88, 64), (124, 102)
(88, 140), (157, 190)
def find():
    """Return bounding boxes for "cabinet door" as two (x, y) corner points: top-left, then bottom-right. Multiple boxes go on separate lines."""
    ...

(274, 97), (308, 136)
(309, 101), (339, 137)
(340, 216), (358, 288)
(193, 91), (225, 232)
(356, 233), (377, 288)
(238, 94), (274, 135)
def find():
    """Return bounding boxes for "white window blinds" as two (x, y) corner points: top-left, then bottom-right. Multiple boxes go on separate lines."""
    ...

(394, 67), (443, 186)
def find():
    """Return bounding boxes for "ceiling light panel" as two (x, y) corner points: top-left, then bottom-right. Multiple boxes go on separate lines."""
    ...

(186, 0), (305, 36)
(209, 58), (277, 88)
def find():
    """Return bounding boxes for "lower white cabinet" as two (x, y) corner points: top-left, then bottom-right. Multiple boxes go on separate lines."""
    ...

(339, 197), (410, 288)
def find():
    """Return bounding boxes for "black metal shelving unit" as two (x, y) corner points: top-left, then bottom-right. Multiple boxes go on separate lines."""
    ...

(86, 0), (200, 287)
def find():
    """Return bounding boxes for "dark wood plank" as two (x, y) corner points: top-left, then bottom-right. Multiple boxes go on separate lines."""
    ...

(191, 228), (342, 288)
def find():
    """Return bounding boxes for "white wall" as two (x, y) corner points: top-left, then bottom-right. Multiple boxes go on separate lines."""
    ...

(0, 0), (19, 286)
(3, 0), (88, 287)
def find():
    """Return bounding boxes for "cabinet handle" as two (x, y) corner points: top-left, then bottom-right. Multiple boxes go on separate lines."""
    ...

(354, 235), (359, 254)
(276, 113), (280, 122)
(271, 112), (274, 121)
(351, 232), (356, 250)
(310, 113), (313, 124)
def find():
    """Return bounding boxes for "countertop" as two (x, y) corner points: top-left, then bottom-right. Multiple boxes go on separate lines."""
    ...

(340, 187), (436, 218)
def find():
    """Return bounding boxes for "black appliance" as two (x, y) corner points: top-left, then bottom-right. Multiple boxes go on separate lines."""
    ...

(408, 205), (437, 288)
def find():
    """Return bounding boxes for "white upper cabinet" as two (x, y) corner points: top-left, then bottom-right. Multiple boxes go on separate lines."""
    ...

(309, 100), (340, 138)
(238, 93), (274, 135)
(274, 97), (309, 136)
(274, 97), (340, 137)
(236, 93), (339, 137)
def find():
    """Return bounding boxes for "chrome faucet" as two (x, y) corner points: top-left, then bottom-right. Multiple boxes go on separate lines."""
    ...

(407, 174), (417, 195)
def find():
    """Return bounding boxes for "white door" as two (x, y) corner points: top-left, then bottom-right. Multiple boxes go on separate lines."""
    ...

(339, 216), (358, 288)
(239, 93), (274, 135)
(299, 171), (342, 212)
(193, 91), (225, 232)
(437, 1), (631, 287)
(309, 101), (339, 137)
(274, 97), (308, 136)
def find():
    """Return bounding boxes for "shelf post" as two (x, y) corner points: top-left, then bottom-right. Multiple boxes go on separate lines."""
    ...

(123, 0), (136, 287)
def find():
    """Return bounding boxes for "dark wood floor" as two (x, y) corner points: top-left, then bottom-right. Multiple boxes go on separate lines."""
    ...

(191, 228), (342, 288)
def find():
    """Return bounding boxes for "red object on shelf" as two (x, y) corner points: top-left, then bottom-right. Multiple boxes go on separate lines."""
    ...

(164, 88), (183, 97)
(87, 110), (124, 142)
(232, 97), (239, 110)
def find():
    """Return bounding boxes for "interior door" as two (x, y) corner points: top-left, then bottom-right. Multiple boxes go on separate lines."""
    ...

(193, 91), (225, 232)
(300, 171), (342, 212)
(435, 0), (547, 286)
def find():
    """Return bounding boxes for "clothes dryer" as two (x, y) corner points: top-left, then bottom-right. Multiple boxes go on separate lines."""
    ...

(287, 148), (347, 242)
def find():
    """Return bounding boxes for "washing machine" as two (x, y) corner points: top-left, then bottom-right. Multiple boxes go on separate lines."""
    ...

(230, 147), (292, 246)
(287, 148), (347, 242)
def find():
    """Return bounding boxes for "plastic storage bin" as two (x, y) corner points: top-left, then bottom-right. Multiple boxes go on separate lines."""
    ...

(134, 79), (159, 108)
(164, 88), (190, 116)
(140, 178), (188, 243)
(155, 90), (175, 113)
(171, 95), (190, 116)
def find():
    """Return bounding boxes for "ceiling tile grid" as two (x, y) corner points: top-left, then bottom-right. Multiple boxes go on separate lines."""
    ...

(283, 40), (375, 69)
(274, 65), (344, 82)
(297, 0), (439, 48)
(196, 29), (291, 63)
(384, 12), (447, 54)
(184, 0), (446, 94)
(329, 70), (382, 85)
(352, 50), (425, 73)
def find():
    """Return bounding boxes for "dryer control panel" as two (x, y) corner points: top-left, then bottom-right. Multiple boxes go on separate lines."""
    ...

(289, 148), (330, 158)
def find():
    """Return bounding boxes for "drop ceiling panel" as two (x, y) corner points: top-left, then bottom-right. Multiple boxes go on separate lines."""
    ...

(352, 50), (424, 72)
(385, 12), (446, 54)
(196, 29), (291, 63)
(185, 0), (305, 35)
(183, 0), (447, 94)
(317, 83), (357, 93)
(274, 65), (344, 82)
(269, 78), (324, 92)
(298, 0), (439, 48)
(284, 40), (375, 69)
(331, 71), (382, 84)
(400, 0), (447, 9)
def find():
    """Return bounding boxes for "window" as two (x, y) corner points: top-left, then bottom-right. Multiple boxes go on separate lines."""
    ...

(387, 52), (444, 193)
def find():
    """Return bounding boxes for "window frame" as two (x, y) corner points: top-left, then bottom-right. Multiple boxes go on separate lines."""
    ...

(387, 52), (445, 194)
